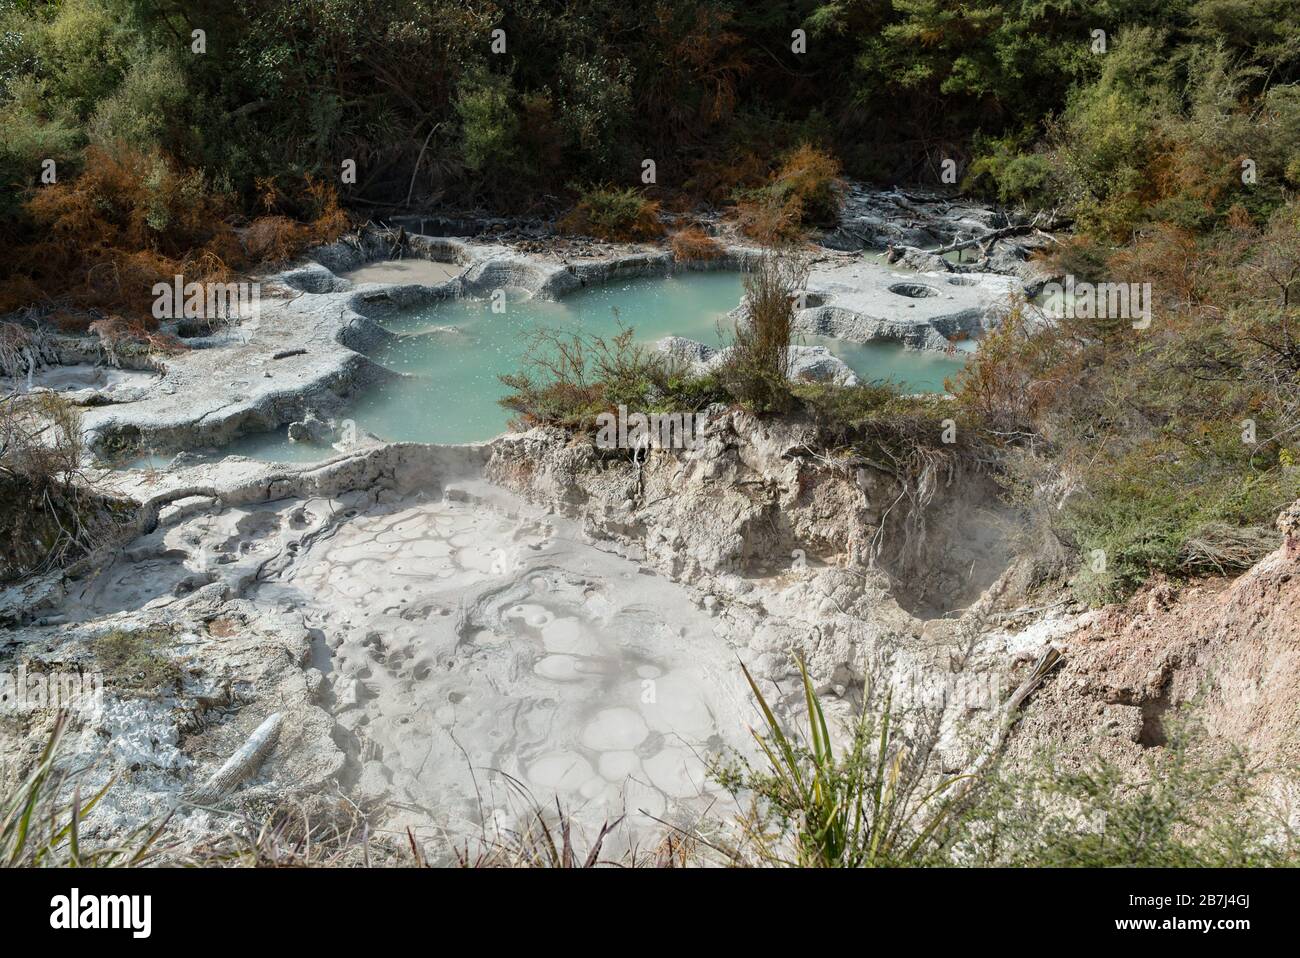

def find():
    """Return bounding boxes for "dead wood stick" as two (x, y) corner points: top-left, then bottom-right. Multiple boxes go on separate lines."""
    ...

(188, 712), (284, 805)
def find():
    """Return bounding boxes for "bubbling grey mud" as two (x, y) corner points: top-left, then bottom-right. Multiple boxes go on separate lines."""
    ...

(271, 478), (752, 847)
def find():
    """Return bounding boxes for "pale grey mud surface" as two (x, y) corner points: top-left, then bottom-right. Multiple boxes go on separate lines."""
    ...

(1, 444), (758, 859)
(259, 479), (752, 847)
(341, 259), (463, 286)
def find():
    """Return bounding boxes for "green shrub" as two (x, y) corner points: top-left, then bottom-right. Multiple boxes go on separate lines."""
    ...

(557, 52), (633, 175)
(1064, 462), (1296, 605)
(965, 132), (1055, 207)
(32, 0), (133, 114)
(558, 185), (663, 242)
(961, 719), (1298, 867)
(0, 77), (82, 214)
(795, 382), (977, 473)
(714, 657), (967, 867)
(455, 66), (519, 186)
(87, 50), (190, 152)
(498, 325), (726, 432)
(950, 193), (1300, 605)
(1287, 156), (1300, 188)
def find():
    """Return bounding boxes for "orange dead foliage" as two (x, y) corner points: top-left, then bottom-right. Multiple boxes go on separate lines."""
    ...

(1109, 223), (1204, 307)
(243, 216), (310, 263)
(686, 150), (767, 207)
(0, 276), (47, 314)
(1, 145), (351, 348)
(736, 193), (806, 246)
(669, 226), (724, 261)
(735, 144), (842, 246)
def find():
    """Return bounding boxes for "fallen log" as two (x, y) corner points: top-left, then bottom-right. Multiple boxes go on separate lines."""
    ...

(188, 712), (284, 805)
(924, 223), (1036, 255)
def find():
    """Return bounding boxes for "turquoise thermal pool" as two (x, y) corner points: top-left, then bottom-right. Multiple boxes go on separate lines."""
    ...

(228, 271), (970, 460)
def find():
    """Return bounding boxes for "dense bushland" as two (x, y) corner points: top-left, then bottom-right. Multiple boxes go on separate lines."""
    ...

(4, 1), (1299, 308)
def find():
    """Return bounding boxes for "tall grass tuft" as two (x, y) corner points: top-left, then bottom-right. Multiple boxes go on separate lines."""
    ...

(719, 256), (802, 414)
(716, 657), (967, 867)
(1, 712), (168, 867)
(186, 798), (383, 867)
(456, 798), (624, 868)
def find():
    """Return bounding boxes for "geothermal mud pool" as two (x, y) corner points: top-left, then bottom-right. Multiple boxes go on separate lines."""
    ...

(46, 452), (755, 855)
(264, 483), (751, 844)
(341, 259), (464, 287)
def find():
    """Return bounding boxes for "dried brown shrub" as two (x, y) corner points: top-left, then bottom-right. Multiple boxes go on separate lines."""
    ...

(1, 146), (350, 353)
(0, 321), (57, 379)
(0, 277), (47, 314)
(243, 216), (309, 263)
(7, 145), (240, 332)
(736, 144), (843, 246)
(669, 226), (723, 261)
(686, 150), (767, 206)
(240, 177), (348, 264)
(1108, 222), (1204, 309)
(735, 194), (805, 246)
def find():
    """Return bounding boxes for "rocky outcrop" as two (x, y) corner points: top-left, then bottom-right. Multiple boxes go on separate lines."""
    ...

(286, 409), (335, 445)
(656, 336), (860, 386)
(820, 184), (1062, 295)
(798, 260), (1022, 350)
(817, 185), (1003, 251)
(485, 411), (1016, 690)
(892, 247), (953, 273)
